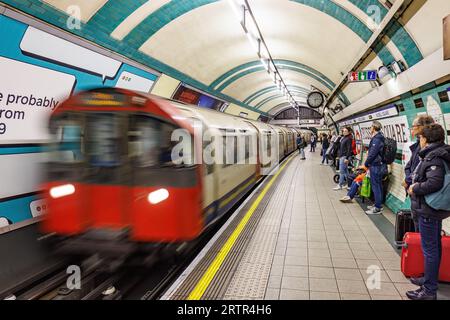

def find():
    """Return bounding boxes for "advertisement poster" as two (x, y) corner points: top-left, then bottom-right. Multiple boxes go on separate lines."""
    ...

(0, 56), (75, 144)
(359, 115), (411, 150)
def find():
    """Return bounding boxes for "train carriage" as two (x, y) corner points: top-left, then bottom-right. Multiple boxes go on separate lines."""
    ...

(41, 88), (296, 258)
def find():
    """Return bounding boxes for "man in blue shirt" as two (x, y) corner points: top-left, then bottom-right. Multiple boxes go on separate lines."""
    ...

(364, 121), (387, 215)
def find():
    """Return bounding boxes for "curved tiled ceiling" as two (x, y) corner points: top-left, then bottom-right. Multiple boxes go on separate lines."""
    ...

(5, 0), (431, 117)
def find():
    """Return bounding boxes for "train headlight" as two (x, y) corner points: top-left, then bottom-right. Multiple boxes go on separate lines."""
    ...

(148, 189), (169, 204)
(50, 184), (75, 199)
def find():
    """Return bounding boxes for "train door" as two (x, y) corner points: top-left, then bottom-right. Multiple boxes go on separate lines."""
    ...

(81, 112), (131, 230)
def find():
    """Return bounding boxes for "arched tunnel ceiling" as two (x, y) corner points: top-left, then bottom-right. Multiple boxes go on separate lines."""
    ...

(8, 0), (443, 116)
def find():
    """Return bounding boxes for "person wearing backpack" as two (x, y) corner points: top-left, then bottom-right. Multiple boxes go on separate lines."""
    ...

(405, 123), (450, 300)
(363, 121), (387, 215)
(403, 115), (435, 231)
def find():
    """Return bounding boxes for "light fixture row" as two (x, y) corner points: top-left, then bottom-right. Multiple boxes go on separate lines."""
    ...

(228, 0), (299, 110)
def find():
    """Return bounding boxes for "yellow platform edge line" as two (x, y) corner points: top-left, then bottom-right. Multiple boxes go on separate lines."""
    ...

(187, 154), (296, 300)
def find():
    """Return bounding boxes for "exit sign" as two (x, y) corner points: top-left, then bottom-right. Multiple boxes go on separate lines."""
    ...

(348, 70), (377, 82)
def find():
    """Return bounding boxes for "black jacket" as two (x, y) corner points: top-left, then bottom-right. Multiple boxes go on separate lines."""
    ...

(338, 135), (353, 160)
(404, 140), (421, 188)
(364, 132), (385, 167)
(322, 137), (329, 149)
(410, 143), (450, 221)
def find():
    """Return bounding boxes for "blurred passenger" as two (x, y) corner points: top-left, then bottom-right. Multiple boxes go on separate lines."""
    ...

(403, 115), (435, 231)
(310, 134), (316, 152)
(333, 127), (353, 190)
(363, 121), (386, 215)
(406, 124), (450, 300)
(297, 134), (306, 160)
(321, 133), (330, 165)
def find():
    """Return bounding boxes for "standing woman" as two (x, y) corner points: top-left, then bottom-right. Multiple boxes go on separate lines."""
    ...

(321, 133), (330, 165)
(333, 127), (353, 190)
(403, 115), (435, 231)
(406, 124), (450, 300)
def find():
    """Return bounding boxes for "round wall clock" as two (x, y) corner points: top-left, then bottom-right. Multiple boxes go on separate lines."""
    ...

(307, 92), (324, 109)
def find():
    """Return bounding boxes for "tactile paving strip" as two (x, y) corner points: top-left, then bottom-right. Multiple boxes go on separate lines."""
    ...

(223, 161), (299, 299)
(168, 155), (298, 300)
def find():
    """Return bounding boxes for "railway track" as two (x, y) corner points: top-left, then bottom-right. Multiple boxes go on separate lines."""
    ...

(0, 180), (264, 301)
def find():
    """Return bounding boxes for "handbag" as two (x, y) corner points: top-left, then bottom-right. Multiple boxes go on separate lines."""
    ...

(360, 176), (371, 198)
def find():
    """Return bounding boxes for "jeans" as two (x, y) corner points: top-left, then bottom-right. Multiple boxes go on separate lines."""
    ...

(369, 164), (386, 209)
(299, 148), (305, 159)
(310, 144), (315, 152)
(419, 216), (442, 295)
(321, 148), (328, 164)
(347, 181), (361, 199)
(338, 156), (349, 187)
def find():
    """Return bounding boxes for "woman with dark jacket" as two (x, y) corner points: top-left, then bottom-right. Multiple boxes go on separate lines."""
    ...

(334, 127), (353, 190)
(403, 115), (435, 231)
(406, 124), (450, 300)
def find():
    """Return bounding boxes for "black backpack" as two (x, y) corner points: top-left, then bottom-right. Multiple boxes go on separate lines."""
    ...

(382, 137), (397, 165)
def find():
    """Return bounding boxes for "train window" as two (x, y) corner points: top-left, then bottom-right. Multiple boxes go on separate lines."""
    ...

(86, 114), (122, 167)
(48, 114), (85, 163)
(129, 115), (178, 167)
(220, 129), (237, 167)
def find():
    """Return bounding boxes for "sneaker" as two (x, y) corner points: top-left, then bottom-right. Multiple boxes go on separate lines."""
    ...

(340, 196), (352, 203)
(406, 287), (437, 300)
(333, 185), (342, 191)
(365, 207), (383, 215)
(366, 205), (384, 211)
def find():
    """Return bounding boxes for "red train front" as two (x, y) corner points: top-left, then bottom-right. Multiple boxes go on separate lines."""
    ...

(41, 88), (203, 254)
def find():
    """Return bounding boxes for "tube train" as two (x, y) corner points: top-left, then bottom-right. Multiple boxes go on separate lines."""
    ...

(41, 88), (312, 257)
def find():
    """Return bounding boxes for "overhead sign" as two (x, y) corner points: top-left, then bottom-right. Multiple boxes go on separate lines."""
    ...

(348, 70), (377, 82)
(0, 57), (75, 144)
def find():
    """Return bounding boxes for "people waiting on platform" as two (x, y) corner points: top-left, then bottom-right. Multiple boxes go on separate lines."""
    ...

(403, 115), (435, 231)
(405, 123), (450, 300)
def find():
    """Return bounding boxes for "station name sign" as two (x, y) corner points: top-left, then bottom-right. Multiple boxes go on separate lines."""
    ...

(347, 70), (377, 82)
(338, 105), (399, 127)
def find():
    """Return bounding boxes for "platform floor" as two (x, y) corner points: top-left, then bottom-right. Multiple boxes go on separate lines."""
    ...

(165, 150), (450, 300)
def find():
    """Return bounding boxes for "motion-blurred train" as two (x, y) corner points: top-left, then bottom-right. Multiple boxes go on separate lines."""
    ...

(41, 88), (312, 257)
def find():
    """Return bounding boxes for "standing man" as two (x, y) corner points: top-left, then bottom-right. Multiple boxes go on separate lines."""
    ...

(321, 133), (330, 165)
(310, 135), (316, 152)
(333, 127), (353, 190)
(403, 115), (435, 231)
(297, 134), (306, 160)
(364, 121), (386, 215)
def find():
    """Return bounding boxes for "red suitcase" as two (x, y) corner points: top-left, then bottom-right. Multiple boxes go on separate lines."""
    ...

(401, 232), (450, 282)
